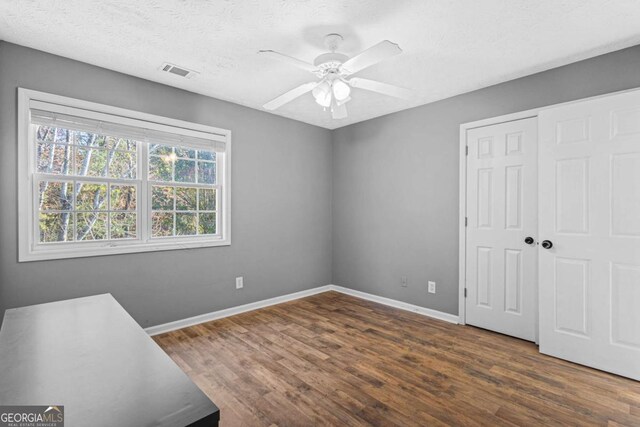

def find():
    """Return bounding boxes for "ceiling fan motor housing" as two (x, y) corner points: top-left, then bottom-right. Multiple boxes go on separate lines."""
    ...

(313, 52), (349, 68)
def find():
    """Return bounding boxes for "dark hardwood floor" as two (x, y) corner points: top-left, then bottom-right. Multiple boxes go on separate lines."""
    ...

(154, 291), (640, 426)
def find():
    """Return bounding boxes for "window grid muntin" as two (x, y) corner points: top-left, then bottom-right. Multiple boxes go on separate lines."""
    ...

(148, 145), (216, 185)
(73, 146), (137, 180)
(32, 123), (144, 245)
(35, 126), (138, 181)
(150, 184), (218, 238)
(36, 177), (140, 243)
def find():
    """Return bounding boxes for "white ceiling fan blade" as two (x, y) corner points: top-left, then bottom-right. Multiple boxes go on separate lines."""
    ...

(348, 77), (412, 99)
(332, 102), (347, 119)
(340, 40), (402, 75)
(263, 82), (318, 111)
(258, 50), (318, 73)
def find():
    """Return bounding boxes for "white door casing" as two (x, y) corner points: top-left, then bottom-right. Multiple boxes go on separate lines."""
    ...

(539, 90), (640, 380)
(465, 118), (538, 342)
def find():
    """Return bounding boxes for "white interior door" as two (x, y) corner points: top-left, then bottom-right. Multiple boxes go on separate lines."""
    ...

(465, 117), (538, 341)
(539, 90), (640, 380)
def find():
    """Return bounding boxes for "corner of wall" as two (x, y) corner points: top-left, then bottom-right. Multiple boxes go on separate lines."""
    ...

(329, 128), (336, 287)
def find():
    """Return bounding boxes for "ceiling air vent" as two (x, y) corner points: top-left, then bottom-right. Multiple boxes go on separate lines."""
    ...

(159, 63), (198, 79)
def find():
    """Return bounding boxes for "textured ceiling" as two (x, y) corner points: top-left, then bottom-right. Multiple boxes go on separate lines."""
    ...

(2, 1), (640, 129)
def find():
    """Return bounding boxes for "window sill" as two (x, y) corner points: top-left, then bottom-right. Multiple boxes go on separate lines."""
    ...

(19, 238), (231, 262)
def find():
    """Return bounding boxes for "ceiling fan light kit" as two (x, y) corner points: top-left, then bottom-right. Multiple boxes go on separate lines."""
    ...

(332, 80), (351, 101)
(259, 33), (411, 119)
(312, 81), (332, 107)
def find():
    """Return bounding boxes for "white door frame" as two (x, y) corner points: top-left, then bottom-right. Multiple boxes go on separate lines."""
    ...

(458, 86), (640, 329)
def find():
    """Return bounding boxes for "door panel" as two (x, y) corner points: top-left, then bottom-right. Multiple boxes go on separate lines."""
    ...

(555, 158), (589, 234)
(539, 90), (640, 380)
(505, 166), (522, 229)
(611, 263), (640, 349)
(476, 247), (492, 307)
(465, 117), (538, 341)
(477, 169), (493, 228)
(611, 153), (640, 236)
(554, 257), (589, 336)
(504, 249), (522, 314)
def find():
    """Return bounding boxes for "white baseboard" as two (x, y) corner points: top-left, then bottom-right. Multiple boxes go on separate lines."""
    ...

(329, 285), (460, 324)
(145, 285), (332, 336)
(145, 284), (459, 336)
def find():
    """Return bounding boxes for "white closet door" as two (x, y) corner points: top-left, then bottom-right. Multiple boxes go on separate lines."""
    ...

(466, 118), (538, 341)
(539, 90), (640, 380)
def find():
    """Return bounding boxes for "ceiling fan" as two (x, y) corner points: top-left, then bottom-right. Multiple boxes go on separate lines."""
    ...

(259, 34), (411, 119)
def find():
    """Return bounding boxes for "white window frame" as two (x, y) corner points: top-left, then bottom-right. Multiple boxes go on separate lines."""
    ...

(18, 88), (232, 262)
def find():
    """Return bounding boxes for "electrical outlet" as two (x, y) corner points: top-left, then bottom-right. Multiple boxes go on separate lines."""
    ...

(235, 277), (244, 289)
(401, 276), (408, 287)
(428, 281), (436, 294)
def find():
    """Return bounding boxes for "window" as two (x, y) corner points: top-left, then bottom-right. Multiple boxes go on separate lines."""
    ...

(18, 89), (231, 261)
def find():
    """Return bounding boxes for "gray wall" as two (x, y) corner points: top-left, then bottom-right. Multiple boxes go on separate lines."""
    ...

(332, 45), (640, 315)
(0, 42), (333, 328)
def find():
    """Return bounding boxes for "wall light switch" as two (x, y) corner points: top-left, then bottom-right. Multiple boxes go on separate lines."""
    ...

(236, 277), (244, 289)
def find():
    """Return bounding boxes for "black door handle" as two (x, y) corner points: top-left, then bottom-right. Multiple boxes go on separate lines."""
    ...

(524, 237), (535, 245)
(541, 240), (553, 249)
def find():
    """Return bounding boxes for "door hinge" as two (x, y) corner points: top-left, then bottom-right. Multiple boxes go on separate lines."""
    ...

(464, 288), (467, 298)
(465, 217), (468, 227)
(465, 145), (469, 156)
